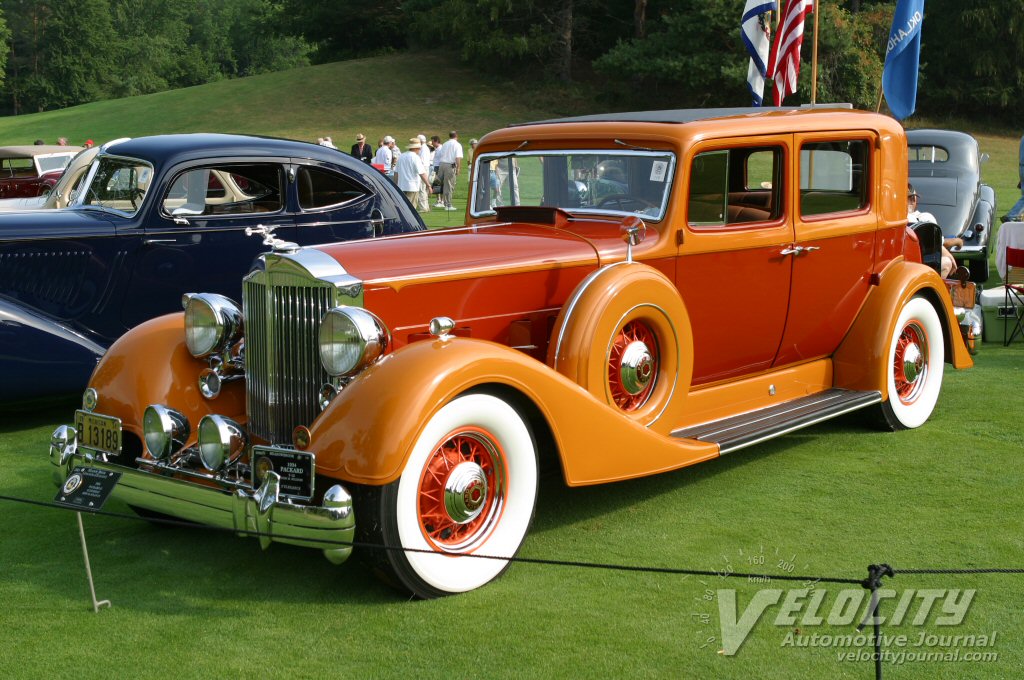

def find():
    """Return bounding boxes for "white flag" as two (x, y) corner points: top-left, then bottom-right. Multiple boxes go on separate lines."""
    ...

(741, 1), (777, 106)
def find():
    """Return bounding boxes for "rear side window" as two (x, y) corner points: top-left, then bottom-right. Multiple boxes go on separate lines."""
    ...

(163, 163), (283, 217)
(296, 166), (369, 210)
(799, 140), (869, 217)
(687, 146), (783, 228)
(908, 145), (949, 163)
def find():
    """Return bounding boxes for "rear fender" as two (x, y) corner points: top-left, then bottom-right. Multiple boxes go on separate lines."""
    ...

(834, 259), (972, 398)
(308, 338), (718, 487)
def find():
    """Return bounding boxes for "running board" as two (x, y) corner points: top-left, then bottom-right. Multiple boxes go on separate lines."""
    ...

(671, 388), (882, 455)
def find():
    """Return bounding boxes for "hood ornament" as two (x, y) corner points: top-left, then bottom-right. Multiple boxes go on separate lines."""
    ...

(245, 224), (299, 253)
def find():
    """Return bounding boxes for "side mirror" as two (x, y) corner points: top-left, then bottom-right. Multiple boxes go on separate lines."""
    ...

(620, 216), (647, 263)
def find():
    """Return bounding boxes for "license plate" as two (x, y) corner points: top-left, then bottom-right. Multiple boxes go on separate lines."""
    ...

(74, 410), (122, 456)
(251, 446), (315, 501)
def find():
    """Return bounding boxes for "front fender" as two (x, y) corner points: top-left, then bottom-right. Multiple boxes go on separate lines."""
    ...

(0, 297), (105, 402)
(308, 338), (718, 487)
(87, 313), (246, 444)
(834, 258), (972, 398)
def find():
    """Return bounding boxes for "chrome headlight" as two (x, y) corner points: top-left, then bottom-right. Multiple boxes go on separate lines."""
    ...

(143, 405), (190, 460)
(183, 293), (243, 358)
(318, 307), (389, 377)
(197, 415), (246, 471)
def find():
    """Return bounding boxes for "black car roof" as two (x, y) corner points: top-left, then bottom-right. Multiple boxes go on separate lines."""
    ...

(103, 133), (356, 168)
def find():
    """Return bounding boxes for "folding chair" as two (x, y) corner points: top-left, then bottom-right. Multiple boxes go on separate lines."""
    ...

(1004, 246), (1024, 345)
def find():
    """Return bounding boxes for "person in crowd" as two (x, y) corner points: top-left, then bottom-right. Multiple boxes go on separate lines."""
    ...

(351, 133), (373, 164)
(33, 139), (44, 145)
(374, 136), (397, 182)
(435, 130), (464, 211)
(56, 137), (68, 146)
(397, 137), (431, 210)
(318, 136), (337, 149)
(430, 136), (444, 207)
(83, 139), (94, 148)
(468, 138), (478, 166)
(1005, 133), (1024, 222)
(416, 134), (431, 211)
(908, 183), (963, 279)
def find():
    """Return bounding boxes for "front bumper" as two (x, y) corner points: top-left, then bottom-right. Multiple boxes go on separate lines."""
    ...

(48, 425), (355, 565)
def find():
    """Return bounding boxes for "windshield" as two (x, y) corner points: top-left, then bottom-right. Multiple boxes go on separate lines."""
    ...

(79, 156), (153, 215)
(471, 150), (675, 220)
(35, 152), (76, 174)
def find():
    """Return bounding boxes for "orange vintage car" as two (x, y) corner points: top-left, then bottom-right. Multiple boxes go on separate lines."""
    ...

(49, 107), (971, 598)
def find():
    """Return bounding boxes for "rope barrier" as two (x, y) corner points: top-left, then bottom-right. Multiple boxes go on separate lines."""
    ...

(3, 492), (1020, 680)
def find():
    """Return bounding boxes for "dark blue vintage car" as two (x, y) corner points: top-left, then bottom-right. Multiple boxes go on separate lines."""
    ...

(0, 134), (425, 402)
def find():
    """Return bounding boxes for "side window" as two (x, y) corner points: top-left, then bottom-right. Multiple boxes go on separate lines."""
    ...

(687, 146), (782, 228)
(296, 166), (369, 210)
(799, 140), (868, 217)
(162, 164), (283, 217)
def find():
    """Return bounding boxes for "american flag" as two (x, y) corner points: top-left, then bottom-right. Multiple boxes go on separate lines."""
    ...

(766, 0), (814, 106)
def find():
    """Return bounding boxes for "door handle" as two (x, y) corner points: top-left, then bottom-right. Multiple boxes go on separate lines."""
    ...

(370, 209), (385, 237)
(143, 238), (178, 245)
(780, 245), (820, 256)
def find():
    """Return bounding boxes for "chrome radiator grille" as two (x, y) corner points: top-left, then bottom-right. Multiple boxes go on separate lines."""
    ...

(243, 273), (336, 444)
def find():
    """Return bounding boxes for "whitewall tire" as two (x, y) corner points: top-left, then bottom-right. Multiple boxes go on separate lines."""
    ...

(363, 392), (538, 598)
(878, 296), (945, 430)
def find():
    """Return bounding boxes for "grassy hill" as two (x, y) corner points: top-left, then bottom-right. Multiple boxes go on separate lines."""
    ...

(0, 52), (570, 154)
(0, 50), (1019, 220)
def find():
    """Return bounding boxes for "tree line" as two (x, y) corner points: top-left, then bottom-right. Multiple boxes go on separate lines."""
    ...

(0, 0), (1018, 123)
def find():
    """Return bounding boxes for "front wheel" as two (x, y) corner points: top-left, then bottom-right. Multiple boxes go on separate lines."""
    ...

(361, 393), (538, 598)
(876, 296), (945, 430)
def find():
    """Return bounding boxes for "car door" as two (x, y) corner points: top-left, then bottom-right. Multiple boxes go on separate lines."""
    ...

(120, 159), (294, 329)
(772, 133), (877, 366)
(676, 136), (794, 385)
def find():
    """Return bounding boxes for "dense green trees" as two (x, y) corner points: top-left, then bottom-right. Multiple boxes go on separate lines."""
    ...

(0, 0), (309, 114)
(0, 0), (1019, 123)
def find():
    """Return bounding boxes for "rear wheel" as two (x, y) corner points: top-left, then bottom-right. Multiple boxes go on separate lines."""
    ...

(360, 393), (538, 598)
(876, 297), (945, 430)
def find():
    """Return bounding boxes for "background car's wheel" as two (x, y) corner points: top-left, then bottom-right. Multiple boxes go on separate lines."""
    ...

(359, 393), (538, 598)
(876, 296), (945, 430)
(549, 264), (691, 434)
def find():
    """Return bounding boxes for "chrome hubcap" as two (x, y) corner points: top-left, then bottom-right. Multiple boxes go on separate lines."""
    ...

(902, 342), (923, 384)
(443, 461), (489, 524)
(620, 340), (654, 395)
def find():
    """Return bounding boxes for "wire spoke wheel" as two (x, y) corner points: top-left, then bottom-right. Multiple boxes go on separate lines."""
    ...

(607, 319), (659, 411)
(877, 296), (944, 430)
(362, 393), (537, 598)
(417, 428), (506, 552)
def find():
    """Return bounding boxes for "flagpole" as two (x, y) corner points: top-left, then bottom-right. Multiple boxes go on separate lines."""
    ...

(810, 0), (819, 105)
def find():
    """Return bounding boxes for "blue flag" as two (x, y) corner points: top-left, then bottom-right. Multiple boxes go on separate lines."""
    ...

(883, 0), (925, 120)
(741, 1), (777, 106)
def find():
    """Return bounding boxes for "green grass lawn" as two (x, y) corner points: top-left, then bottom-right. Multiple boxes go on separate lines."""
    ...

(3, 344), (1023, 678)
(1, 52), (1023, 678)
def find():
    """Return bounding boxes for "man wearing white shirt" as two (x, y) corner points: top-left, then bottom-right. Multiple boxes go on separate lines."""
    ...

(374, 136), (396, 182)
(397, 138), (430, 208)
(417, 134), (431, 212)
(435, 130), (464, 211)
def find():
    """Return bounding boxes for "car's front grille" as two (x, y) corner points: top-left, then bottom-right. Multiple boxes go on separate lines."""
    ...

(243, 272), (336, 444)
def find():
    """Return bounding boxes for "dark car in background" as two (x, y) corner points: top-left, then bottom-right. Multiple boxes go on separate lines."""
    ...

(0, 145), (82, 199)
(907, 129), (995, 282)
(0, 134), (425, 402)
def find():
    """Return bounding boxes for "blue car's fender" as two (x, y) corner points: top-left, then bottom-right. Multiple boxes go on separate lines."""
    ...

(0, 297), (104, 402)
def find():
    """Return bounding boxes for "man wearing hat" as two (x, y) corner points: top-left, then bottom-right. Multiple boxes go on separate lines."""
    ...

(416, 134), (431, 211)
(351, 133), (372, 164)
(396, 137), (431, 210)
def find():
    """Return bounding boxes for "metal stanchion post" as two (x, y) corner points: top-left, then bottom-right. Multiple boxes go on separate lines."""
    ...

(76, 512), (111, 613)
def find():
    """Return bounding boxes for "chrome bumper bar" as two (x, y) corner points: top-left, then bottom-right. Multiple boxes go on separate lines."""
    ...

(49, 426), (354, 565)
